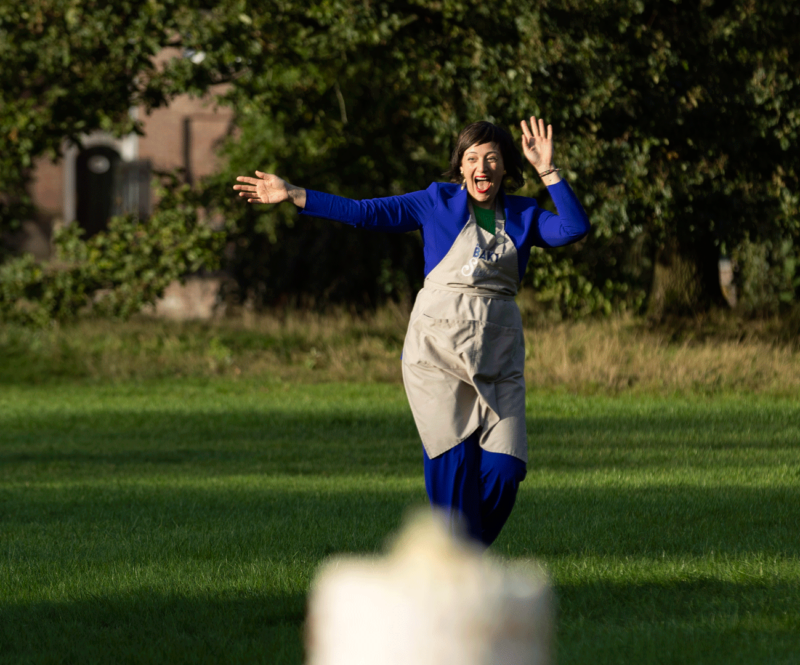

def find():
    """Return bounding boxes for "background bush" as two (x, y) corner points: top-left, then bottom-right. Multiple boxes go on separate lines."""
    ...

(0, 175), (225, 325)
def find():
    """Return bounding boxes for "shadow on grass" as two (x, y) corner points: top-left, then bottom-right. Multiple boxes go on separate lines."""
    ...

(2, 573), (798, 665)
(0, 592), (307, 665)
(557, 577), (800, 622)
(555, 579), (800, 665)
(509, 483), (800, 558)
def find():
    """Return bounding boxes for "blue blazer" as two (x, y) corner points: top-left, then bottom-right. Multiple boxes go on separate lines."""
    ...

(299, 180), (590, 281)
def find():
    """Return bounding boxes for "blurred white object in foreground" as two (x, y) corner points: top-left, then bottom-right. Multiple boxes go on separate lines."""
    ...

(306, 512), (553, 665)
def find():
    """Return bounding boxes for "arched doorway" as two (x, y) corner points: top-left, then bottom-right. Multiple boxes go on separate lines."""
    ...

(75, 145), (121, 237)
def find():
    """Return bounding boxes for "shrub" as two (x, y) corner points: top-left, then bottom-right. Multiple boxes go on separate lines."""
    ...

(0, 174), (225, 326)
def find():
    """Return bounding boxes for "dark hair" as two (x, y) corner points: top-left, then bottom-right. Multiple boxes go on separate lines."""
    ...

(443, 121), (525, 193)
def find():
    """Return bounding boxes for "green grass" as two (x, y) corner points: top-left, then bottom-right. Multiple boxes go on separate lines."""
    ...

(2, 378), (799, 663)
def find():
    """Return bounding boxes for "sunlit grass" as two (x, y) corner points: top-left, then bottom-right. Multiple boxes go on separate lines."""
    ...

(2, 378), (799, 663)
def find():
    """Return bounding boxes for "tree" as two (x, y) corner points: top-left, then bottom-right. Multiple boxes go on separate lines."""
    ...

(3, 0), (799, 319)
(0, 0), (256, 252)
(527, 0), (800, 315)
(209, 0), (800, 315)
(0, 1), (259, 320)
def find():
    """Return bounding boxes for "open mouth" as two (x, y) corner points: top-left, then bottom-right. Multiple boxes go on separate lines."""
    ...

(475, 176), (492, 194)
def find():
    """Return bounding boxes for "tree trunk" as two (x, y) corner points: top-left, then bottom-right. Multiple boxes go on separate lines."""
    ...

(647, 236), (726, 320)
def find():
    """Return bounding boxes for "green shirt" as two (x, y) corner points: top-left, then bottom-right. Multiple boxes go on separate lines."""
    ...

(473, 204), (496, 235)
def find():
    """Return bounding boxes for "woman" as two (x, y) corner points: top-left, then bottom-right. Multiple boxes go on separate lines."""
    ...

(233, 117), (590, 547)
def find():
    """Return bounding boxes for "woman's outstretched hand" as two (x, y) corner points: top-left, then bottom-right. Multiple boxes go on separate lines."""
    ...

(520, 116), (560, 184)
(233, 171), (307, 208)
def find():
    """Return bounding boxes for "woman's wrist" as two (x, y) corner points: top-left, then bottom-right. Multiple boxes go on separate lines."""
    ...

(286, 185), (307, 209)
(537, 165), (562, 186)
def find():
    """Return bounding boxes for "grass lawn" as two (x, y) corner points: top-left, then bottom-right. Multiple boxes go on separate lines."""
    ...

(1, 377), (799, 664)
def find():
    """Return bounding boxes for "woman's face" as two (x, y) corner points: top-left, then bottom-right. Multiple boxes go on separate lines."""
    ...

(460, 141), (504, 209)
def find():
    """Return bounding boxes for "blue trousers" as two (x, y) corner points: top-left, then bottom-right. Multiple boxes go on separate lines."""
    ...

(423, 430), (527, 547)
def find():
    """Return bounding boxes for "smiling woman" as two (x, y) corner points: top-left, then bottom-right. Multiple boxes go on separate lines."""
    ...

(462, 142), (504, 204)
(232, 116), (590, 548)
(442, 121), (526, 210)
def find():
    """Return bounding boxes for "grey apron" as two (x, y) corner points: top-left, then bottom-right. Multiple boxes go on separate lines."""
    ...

(402, 202), (527, 462)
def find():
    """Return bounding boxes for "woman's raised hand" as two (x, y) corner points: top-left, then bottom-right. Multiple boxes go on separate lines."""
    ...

(233, 171), (307, 208)
(520, 116), (556, 179)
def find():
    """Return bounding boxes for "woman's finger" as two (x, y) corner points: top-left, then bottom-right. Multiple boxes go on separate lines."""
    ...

(520, 119), (532, 142)
(546, 123), (553, 141)
(236, 176), (261, 185)
(233, 184), (257, 192)
(530, 116), (540, 139)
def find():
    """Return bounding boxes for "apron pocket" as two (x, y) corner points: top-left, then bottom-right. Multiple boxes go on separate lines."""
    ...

(470, 320), (522, 382)
(404, 314), (521, 381)
(403, 314), (472, 370)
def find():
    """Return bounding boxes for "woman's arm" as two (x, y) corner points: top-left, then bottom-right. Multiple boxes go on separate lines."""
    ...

(299, 187), (436, 233)
(234, 171), (436, 233)
(519, 116), (590, 246)
(535, 181), (591, 247)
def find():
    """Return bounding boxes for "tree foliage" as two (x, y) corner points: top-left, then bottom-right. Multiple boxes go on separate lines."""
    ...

(0, 1), (249, 320)
(2, 0), (799, 319)
(0, 0), (247, 254)
(208, 0), (800, 315)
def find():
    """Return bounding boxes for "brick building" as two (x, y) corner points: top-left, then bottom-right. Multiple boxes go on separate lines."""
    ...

(22, 50), (234, 260)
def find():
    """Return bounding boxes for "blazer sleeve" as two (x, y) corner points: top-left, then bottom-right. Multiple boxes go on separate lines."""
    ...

(298, 182), (438, 233)
(534, 180), (591, 248)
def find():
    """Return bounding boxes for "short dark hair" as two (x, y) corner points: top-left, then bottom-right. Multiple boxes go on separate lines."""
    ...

(443, 121), (525, 193)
